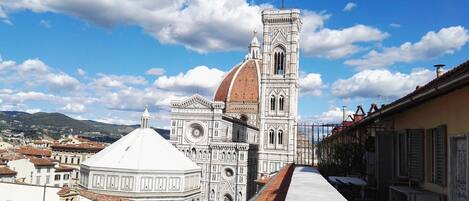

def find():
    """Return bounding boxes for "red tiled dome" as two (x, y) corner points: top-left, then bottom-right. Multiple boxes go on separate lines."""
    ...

(214, 59), (260, 103)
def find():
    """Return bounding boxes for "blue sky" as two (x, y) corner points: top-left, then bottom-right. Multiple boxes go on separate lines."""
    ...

(0, 0), (468, 127)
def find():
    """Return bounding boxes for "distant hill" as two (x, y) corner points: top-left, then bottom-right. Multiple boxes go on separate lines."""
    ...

(0, 111), (169, 140)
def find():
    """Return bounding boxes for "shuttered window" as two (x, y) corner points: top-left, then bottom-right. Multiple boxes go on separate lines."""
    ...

(398, 131), (408, 177)
(425, 125), (447, 186)
(408, 129), (424, 182)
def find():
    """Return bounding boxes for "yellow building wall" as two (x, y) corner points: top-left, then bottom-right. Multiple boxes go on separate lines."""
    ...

(391, 85), (469, 195)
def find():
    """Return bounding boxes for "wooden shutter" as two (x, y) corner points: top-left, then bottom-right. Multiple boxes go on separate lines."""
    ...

(434, 125), (447, 186)
(408, 129), (424, 182)
(377, 131), (395, 201)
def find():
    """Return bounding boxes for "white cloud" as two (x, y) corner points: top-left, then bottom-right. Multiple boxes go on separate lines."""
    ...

(343, 2), (356, 12)
(0, 1), (386, 57)
(0, 0), (268, 53)
(77, 68), (86, 76)
(301, 11), (388, 58)
(300, 106), (354, 123)
(46, 73), (80, 90)
(0, 91), (58, 103)
(18, 59), (49, 74)
(61, 103), (85, 113)
(154, 66), (225, 95)
(345, 26), (469, 70)
(331, 68), (435, 99)
(299, 73), (324, 96)
(0, 60), (15, 71)
(146, 68), (165, 76)
(91, 74), (147, 89)
(25, 108), (41, 114)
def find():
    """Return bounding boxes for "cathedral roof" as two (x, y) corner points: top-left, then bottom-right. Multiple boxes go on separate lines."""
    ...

(214, 59), (261, 103)
(82, 110), (199, 172)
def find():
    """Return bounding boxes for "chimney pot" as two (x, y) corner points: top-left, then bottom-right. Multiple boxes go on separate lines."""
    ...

(434, 64), (445, 78)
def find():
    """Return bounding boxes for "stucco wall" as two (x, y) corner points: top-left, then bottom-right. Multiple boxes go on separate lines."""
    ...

(391, 85), (469, 195)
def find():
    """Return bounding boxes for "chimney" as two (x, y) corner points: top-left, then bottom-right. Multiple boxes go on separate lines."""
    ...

(342, 106), (347, 122)
(434, 64), (445, 78)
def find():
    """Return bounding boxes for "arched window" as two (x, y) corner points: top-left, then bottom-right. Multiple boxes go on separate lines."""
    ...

(279, 95), (285, 111)
(269, 129), (275, 144)
(270, 95), (276, 111)
(278, 130), (283, 145)
(191, 148), (196, 159)
(273, 46), (286, 75)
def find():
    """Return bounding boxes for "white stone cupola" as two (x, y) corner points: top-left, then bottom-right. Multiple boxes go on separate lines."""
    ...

(248, 30), (261, 59)
(141, 106), (151, 128)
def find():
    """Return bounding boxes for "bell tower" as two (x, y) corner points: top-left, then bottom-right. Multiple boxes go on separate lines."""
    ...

(258, 9), (301, 175)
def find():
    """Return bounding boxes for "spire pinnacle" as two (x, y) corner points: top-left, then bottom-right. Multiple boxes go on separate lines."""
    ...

(248, 30), (261, 59)
(141, 106), (151, 128)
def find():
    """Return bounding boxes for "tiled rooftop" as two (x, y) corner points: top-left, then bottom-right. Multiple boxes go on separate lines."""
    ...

(15, 146), (51, 157)
(0, 167), (17, 175)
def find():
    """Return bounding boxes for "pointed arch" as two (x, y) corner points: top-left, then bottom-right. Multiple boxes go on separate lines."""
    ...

(273, 45), (286, 75)
(279, 95), (285, 111)
(278, 129), (283, 145)
(269, 129), (275, 144)
(270, 95), (276, 111)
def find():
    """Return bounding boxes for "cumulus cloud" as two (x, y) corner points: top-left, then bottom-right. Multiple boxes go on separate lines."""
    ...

(300, 106), (354, 123)
(146, 68), (165, 76)
(0, 0), (267, 53)
(0, 60), (15, 71)
(17, 59), (49, 74)
(61, 103), (85, 113)
(299, 73), (324, 96)
(331, 68), (435, 99)
(0, 1), (386, 57)
(3, 59), (82, 91)
(91, 74), (147, 89)
(77, 68), (86, 76)
(46, 73), (80, 90)
(343, 2), (356, 12)
(301, 11), (388, 58)
(345, 26), (469, 70)
(154, 66), (225, 95)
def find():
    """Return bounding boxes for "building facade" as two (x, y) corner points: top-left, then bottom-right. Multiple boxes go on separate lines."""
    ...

(170, 9), (301, 201)
(7, 158), (73, 187)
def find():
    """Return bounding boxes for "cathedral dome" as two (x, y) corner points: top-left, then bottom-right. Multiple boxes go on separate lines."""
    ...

(214, 59), (261, 103)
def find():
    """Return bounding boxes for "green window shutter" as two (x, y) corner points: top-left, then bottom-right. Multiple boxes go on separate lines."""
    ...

(434, 125), (447, 186)
(408, 129), (424, 182)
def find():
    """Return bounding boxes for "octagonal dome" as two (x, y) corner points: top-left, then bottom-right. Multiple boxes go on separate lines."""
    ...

(214, 59), (261, 103)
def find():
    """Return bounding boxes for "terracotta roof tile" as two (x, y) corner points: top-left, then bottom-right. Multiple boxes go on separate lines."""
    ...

(51, 142), (105, 152)
(0, 167), (17, 175)
(15, 146), (51, 157)
(214, 63), (242, 102)
(214, 59), (260, 104)
(29, 157), (55, 166)
(254, 164), (295, 201)
(55, 165), (75, 172)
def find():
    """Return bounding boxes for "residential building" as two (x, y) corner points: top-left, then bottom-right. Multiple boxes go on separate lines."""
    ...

(322, 60), (469, 201)
(0, 166), (17, 182)
(7, 157), (73, 187)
